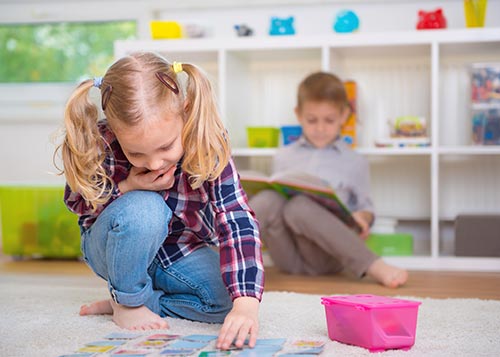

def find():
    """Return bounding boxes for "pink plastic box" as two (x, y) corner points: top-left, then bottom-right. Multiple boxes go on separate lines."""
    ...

(321, 294), (421, 352)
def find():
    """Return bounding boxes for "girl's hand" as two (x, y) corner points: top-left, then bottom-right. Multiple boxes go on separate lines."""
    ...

(352, 211), (372, 240)
(119, 165), (176, 193)
(216, 296), (259, 350)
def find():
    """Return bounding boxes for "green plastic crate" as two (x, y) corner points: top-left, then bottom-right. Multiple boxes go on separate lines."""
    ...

(366, 233), (413, 256)
(246, 127), (280, 148)
(0, 185), (81, 258)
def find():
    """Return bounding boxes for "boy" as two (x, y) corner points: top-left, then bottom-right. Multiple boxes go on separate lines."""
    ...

(249, 72), (408, 288)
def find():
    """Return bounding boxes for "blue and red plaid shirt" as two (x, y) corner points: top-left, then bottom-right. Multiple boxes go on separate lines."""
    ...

(64, 121), (264, 301)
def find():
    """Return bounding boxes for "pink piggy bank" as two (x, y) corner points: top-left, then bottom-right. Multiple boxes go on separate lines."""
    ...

(416, 8), (447, 30)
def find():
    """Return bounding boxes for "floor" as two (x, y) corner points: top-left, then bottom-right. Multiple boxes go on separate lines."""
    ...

(1, 255), (500, 300)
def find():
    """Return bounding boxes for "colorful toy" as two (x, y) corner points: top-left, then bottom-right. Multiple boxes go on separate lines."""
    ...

(321, 294), (421, 352)
(341, 81), (357, 147)
(333, 10), (360, 33)
(269, 16), (295, 36)
(234, 24), (254, 37)
(416, 8), (447, 30)
(472, 108), (500, 145)
(391, 116), (427, 138)
(471, 63), (500, 103)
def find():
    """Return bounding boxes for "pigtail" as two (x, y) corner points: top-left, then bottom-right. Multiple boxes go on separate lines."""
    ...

(181, 64), (230, 188)
(57, 79), (112, 211)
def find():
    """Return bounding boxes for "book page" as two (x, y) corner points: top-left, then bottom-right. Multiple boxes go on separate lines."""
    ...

(270, 171), (332, 194)
(239, 170), (273, 196)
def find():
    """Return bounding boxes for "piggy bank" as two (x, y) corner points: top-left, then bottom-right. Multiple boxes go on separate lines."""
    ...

(416, 8), (447, 30)
(334, 10), (360, 33)
(269, 16), (295, 36)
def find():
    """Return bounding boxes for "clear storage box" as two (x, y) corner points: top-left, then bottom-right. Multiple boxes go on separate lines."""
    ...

(472, 107), (500, 145)
(0, 185), (81, 258)
(321, 294), (421, 352)
(471, 63), (500, 104)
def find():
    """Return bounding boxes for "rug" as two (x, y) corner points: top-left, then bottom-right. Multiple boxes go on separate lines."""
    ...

(1, 274), (500, 357)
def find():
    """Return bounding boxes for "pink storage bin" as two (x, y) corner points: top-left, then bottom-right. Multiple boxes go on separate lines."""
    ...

(321, 294), (421, 353)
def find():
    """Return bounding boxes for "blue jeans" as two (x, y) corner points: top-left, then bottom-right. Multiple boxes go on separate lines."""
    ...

(81, 190), (232, 323)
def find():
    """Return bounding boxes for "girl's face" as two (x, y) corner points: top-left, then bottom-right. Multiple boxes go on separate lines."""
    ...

(115, 113), (184, 172)
(295, 100), (349, 149)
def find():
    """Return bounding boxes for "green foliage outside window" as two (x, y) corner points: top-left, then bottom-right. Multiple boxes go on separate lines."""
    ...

(0, 21), (136, 83)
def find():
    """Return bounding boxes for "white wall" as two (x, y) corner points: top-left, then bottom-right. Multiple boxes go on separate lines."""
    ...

(1, 0), (499, 183)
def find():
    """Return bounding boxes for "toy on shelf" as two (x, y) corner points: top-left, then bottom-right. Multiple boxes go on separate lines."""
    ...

(416, 8), (447, 30)
(184, 24), (207, 38)
(234, 24), (254, 37)
(341, 81), (357, 147)
(464, 0), (488, 28)
(333, 10), (360, 33)
(269, 16), (295, 36)
(471, 63), (500, 104)
(472, 108), (500, 145)
(470, 63), (500, 145)
(375, 116), (430, 148)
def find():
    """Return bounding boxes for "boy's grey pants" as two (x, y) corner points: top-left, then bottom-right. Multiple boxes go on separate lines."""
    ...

(249, 190), (377, 277)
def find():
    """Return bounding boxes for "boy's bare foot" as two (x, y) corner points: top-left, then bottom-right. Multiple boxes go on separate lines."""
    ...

(80, 299), (113, 316)
(111, 300), (169, 330)
(366, 258), (408, 288)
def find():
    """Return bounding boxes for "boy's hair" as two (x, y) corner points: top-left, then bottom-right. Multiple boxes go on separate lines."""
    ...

(56, 52), (229, 210)
(297, 72), (349, 110)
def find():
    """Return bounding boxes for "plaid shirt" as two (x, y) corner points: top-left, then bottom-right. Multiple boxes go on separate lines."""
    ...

(64, 121), (264, 301)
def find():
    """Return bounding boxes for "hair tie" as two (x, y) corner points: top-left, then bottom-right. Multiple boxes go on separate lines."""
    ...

(93, 77), (103, 88)
(172, 62), (183, 74)
(156, 72), (180, 95)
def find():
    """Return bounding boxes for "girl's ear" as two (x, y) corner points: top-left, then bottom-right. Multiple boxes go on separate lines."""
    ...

(183, 99), (190, 113)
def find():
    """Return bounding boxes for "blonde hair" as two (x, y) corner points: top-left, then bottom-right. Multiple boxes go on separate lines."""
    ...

(56, 52), (230, 210)
(297, 72), (349, 111)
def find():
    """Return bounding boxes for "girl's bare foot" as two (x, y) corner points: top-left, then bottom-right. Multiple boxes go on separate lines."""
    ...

(111, 300), (169, 330)
(366, 258), (408, 288)
(80, 299), (113, 316)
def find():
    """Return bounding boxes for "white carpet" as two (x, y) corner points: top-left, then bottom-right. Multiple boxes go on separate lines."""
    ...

(1, 274), (500, 357)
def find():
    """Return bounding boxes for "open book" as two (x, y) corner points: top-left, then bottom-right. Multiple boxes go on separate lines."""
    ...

(240, 171), (362, 233)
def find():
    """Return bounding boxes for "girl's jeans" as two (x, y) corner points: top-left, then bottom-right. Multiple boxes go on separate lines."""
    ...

(81, 190), (232, 323)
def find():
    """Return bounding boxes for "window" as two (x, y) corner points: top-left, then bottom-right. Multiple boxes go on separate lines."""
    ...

(0, 21), (137, 83)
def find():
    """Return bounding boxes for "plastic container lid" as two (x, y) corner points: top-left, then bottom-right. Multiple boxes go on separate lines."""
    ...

(321, 294), (421, 309)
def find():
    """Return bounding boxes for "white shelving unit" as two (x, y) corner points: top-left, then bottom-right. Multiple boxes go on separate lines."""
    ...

(115, 27), (500, 272)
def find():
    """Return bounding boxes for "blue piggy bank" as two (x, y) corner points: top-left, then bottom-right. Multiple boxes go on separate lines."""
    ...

(334, 10), (360, 33)
(269, 16), (295, 36)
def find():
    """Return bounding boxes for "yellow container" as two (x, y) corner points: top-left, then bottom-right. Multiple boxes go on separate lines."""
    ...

(464, 0), (488, 28)
(0, 185), (81, 258)
(150, 21), (182, 39)
(246, 127), (280, 148)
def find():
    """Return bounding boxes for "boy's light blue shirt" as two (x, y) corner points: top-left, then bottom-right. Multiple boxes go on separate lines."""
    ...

(272, 135), (374, 214)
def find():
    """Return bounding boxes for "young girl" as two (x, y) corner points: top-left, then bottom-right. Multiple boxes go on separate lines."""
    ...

(249, 71), (408, 288)
(56, 52), (264, 349)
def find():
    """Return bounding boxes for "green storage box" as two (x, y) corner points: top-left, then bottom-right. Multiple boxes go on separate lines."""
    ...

(0, 185), (81, 258)
(366, 233), (413, 256)
(246, 127), (280, 148)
